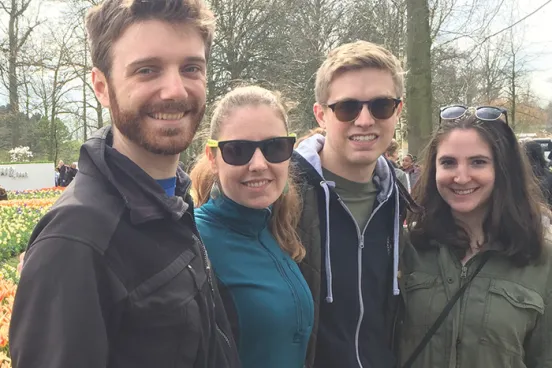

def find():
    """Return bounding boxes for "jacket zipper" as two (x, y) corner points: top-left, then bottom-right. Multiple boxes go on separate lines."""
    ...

(286, 258), (312, 334)
(259, 240), (304, 340)
(183, 185), (215, 296)
(455, 257), (477, 367)
(191, 232), (215, 295)
(460, 266), (467, 279)
(335, 195), (388, 368)
(216, 323), (231, 348)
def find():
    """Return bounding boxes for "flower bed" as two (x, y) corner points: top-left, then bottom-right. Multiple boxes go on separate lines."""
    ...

(0, 268), (17, 368)
(0, 199), (58, 262)
(0, 187), (61, 367)
(0, 187), (63, 262)
(6, 188), (65, 201)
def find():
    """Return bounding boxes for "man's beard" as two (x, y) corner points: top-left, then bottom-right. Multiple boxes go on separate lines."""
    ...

(108, 87), (205, 155)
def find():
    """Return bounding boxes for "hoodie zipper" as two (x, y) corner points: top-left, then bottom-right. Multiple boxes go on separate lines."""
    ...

(335, 195), (389, 368)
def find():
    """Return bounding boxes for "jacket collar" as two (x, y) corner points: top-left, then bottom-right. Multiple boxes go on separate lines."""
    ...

(201, 189), (272, 236)
(78, 126), (192, 225)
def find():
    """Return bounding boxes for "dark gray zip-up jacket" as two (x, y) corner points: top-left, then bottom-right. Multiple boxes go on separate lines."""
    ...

(293, 134), (409, 368)
(9, 126), (240, 368)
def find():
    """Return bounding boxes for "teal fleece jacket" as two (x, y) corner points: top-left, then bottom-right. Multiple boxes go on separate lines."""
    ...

(195, 193), (314, 368)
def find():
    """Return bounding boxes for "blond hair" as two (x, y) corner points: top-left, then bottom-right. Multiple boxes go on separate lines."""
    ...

(85, 0), (215, 78)
(295, 127), (326, 148)
(386, 139), (399, 157)
(190, 86), (305, 261)
(314, 41), (405, 104)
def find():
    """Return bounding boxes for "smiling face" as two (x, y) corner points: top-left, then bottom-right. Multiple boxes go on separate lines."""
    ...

(91, 19), (207, 156)
(313, 68), (402, 180)
(436, 128), (495, 221)
(402, 155), (413, 170)
(207, 105), (290, 209)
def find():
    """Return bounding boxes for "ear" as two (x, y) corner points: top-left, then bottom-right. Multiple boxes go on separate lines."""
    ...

(205, 145), (218, 175)
(313, 102), (328, 129)
(396, 100), (404, 118)
(91, 67), (111, 108)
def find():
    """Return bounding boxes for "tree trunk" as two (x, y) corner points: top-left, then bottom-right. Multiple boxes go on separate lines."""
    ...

(8, 0), (19, 115)
(406, 0), (433, 156)
(83, 34), (88, 141)
(8, 0), (20, 148)
(511, 53), (516, 131)
(96, 99), (104, 130)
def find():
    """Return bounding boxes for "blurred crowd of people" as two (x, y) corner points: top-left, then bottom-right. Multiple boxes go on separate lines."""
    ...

(55, 160), (78, 187)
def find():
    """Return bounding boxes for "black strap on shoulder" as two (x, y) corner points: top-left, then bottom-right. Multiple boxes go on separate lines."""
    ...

(401, 251), (491, 368)
(394, 174), (423, 215)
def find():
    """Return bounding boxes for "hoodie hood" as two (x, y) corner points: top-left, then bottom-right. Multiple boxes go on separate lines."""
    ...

(294, 133), (401, 297)
(295, 134), (397, 202)
(78, 126), (192, 224)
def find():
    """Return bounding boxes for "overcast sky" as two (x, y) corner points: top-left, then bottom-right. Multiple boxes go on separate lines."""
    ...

(1, 0), (551, 107)
(521, 0), (552, 105)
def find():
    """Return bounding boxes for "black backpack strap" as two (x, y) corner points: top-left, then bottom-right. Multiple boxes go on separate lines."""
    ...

(401, 252), (491, 368)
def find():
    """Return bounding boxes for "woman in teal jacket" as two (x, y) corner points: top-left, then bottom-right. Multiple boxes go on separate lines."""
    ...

(190, 86), (313, 368)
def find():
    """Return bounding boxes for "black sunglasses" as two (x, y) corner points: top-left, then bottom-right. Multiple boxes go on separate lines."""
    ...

(325, 97), (402, 122)
(207, 135), (296, 166)
(439, 105), (509, 125)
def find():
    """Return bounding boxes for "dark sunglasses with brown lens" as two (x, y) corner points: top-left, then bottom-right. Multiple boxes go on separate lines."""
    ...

(324, 97), (402, 122)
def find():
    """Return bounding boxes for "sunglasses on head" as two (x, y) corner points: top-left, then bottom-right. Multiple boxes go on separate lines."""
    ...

(439, 105), (509, 125)
(207, 134), (297, 166)
(324, 97), (402, 122)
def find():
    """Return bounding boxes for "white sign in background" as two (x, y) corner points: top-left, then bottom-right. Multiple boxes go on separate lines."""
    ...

(0, 163), (55, 191)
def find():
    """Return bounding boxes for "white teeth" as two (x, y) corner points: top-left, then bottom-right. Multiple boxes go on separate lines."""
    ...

(150, 113), (185, 120)
(350, 135), (376, 141)
(245, 180), (269, 188)
(453, 188), (477, 195)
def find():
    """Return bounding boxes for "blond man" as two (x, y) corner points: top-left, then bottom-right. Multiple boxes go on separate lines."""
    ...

(9, 1), (239, 367)
(294, 41), (409, 368)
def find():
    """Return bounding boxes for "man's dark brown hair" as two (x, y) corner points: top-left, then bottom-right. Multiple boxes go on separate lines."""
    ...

(85, 0), (215, 78)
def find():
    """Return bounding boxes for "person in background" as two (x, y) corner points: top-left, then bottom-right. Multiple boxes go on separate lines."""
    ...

(0, 186), (7, 201)
(401, 107), (552, 367)
(65, 162), (79, 186)
(9, 1), (240, 367)
(190, 85), (313, 368)
(385, 139), (409, 189)
(56, 159), (68, 187)
(401, 153), (421, 190)
(523, 140), (552, 207)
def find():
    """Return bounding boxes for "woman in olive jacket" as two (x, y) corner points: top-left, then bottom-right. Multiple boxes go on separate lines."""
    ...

(400, 109), (552, 368)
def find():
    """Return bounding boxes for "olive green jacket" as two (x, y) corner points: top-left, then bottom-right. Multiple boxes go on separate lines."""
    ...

(399, 241), (552, 368)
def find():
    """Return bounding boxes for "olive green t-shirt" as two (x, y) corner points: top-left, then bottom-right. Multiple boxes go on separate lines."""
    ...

(322, 168), (379, 231)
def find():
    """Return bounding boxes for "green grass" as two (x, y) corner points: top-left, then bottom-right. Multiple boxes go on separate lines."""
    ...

(1, 255), (20, 269)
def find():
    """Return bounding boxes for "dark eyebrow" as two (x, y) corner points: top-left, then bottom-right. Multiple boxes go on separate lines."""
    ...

(126, 56), (206, 71)
(469, 155), (492, 160)
(438, 154), (491, 161)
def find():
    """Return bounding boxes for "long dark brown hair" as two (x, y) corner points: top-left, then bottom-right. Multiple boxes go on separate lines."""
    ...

(407, 114), (547, 266)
